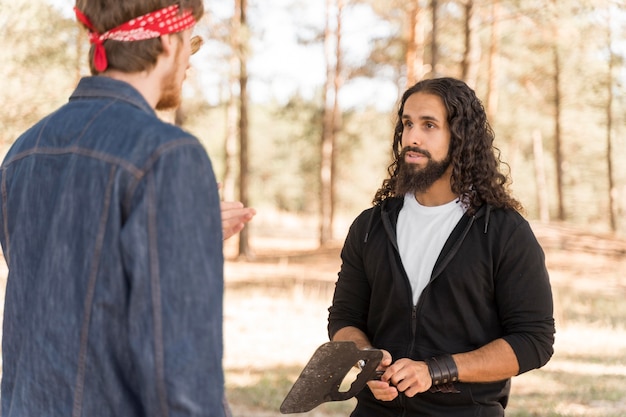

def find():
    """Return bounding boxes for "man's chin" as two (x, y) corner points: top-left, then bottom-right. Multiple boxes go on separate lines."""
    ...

(404, 161), (427, 174)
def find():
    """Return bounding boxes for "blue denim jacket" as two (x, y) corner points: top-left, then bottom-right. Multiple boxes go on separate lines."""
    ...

(0, 76), (228, 417)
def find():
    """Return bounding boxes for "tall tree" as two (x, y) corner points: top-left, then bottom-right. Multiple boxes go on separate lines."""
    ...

(319, 0), (344, 246)
(235, 0), (253, 258)
(195, 5), (239, 203)
(485, 0), (501, 123)
(550, 1), (566, 221)
(460, 0), (481, 88)
(406, 1), (426, 87)
(222, 10), (240, 203)
(605, 5), (617, 232)
(430, 0), (439, 77)
(355, 0), (428, 90)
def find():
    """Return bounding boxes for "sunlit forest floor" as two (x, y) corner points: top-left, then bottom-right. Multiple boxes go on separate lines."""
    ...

(0, 218), (624, 416)
(223, 220), (626, 417)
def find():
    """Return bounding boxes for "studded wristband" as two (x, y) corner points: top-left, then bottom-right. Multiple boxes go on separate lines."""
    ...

(425, 354), (460, 393)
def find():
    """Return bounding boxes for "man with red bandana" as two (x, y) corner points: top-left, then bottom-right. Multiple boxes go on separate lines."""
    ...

(0, 1), (253, 416)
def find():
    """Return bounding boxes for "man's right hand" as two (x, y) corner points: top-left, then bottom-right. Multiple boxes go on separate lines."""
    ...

(220, 200), (256, 240)
(366, 349), (399, 401)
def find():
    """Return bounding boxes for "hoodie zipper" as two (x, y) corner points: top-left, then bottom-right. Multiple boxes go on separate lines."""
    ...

(374, 200), (487, 413)
(411, 214), (476, 335)
(398, 217), (475, 413)
(385, 212), (478, 342)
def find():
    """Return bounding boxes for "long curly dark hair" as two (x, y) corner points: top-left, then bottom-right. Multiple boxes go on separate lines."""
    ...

(373, 77), (522, 216)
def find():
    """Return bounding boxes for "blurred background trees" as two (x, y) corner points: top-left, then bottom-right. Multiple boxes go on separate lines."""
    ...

(1, 0), (625, 256)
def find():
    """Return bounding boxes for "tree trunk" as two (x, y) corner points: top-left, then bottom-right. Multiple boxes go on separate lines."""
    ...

(606, 11), (616, 232)
(330, 0), (344, 242)
(461, 0), (481, 88)
(552, 43), (565, 221)
(222, 21), (239, 203)
(532, 129), (550, 223)
(430, 0), (439, 77)
(319, 0), (343, 246)
(405, 1), (425, 87)
(486, 0), (501, 123)
(236, 0), (253, 259)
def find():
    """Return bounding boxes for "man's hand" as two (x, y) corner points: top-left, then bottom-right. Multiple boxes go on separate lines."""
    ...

(221, 200), (255, 240)
(381, 358), (431, 398)
(366, 349), (399, 401)
(367, 354), (432, 400)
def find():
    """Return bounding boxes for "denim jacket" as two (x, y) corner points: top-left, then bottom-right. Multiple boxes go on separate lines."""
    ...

(0, 76), (228, 417)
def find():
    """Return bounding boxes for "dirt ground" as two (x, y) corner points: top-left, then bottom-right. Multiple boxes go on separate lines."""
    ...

(222, 221), (626, 417)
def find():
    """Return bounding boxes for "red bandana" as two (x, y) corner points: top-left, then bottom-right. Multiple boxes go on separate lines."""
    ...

(74, 5), (196, 72)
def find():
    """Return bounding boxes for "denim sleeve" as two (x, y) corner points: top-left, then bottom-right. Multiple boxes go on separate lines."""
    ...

(120, 140), (226, 417)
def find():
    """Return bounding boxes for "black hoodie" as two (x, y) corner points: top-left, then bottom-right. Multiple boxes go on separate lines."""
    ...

(328, 197), (555, 417)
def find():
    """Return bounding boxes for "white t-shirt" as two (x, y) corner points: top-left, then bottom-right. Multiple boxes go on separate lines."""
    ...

(397, 193), (466, 304)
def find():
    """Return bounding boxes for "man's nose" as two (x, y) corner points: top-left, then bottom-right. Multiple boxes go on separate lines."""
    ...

(405, 130), (422, 147)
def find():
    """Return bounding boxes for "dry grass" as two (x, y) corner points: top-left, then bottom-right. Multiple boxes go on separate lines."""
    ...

(223, 222), (626, 417)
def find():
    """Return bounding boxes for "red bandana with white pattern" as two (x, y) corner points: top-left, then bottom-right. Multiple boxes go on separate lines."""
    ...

(74, 5), (196, 72)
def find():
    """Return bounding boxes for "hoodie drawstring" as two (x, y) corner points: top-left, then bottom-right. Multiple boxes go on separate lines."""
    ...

(484, 205), (491, 234)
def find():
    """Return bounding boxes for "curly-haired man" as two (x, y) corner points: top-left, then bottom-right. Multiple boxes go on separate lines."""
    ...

(328, 77), (555, 416)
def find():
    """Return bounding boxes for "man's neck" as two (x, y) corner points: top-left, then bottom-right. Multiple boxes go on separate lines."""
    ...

(414, 171), (457, 207)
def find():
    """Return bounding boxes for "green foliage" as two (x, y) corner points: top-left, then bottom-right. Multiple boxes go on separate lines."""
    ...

(335, 107), (394, 213)
(183, 95), (325, 213)
(0, 1), (79, 150)
(473, 1), (626, 229)
(183, 94), (394, 216)
(3, 0), (626, 235)
(261, 95), (323, 213)
(346, 0), (626, 233)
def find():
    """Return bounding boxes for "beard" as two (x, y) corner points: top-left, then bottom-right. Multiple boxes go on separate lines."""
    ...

(156, 45), (184, 111)
(156, 76), (181, 110)
(394, 146), (451, 195)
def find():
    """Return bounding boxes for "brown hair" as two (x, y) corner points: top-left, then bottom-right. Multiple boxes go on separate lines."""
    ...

(373, 77), (522, 216)
(75, 0), (204, 75)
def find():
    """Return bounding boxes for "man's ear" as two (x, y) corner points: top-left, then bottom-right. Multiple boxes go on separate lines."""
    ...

(160, 34), (175, 57)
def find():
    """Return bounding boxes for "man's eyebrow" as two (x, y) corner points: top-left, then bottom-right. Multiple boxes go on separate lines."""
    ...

(402, 114), (440, 122)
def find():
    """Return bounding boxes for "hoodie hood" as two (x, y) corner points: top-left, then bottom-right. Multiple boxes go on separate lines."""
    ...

(364, 196), (492, 245)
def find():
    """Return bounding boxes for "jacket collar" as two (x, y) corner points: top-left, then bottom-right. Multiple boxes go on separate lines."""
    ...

(69, 76), (156, 116)
(371, 195), (491, 247)
(380, 196), (489, 220)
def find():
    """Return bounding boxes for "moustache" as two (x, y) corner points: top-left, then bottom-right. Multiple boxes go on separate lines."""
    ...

(400, 146), (432, 160)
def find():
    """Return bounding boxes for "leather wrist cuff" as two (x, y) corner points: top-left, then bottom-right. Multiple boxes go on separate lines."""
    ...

(426, 354), (460, 394)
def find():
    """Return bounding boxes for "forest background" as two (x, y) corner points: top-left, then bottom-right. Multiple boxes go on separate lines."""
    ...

(1, 0), (626, 416)
(2, 0), (626, 246)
